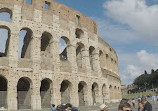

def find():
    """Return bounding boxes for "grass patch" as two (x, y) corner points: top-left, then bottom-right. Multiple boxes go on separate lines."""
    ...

(123, 91), (156, 99)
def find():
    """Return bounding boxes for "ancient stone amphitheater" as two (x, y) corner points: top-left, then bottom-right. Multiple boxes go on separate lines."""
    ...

(0, 0), (121, 110)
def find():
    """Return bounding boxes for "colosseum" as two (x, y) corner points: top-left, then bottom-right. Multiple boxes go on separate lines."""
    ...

(0, 0), (122, 110)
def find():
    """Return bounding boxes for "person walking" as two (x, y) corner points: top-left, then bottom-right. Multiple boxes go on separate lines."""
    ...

(131, 98), (135, 108)
(141, 96), (152, 111)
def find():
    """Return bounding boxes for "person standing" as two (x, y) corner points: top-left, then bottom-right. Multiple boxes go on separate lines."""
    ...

(51, 104), (57, 111)
(131, 98), (135, 108)
(118, 102), (132, 111)
(138, 99), (143, 111)
(152, 95), (156, 104)
(141, 96), (152, 111)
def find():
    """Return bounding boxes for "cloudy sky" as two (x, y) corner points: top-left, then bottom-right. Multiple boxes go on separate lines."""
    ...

(0, 0), (158, 85)
(54, 0), (158, 85)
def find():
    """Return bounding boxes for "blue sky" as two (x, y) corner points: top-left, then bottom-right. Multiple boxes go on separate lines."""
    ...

(0, 0), (158, 85)
(55, 0), (158, 85)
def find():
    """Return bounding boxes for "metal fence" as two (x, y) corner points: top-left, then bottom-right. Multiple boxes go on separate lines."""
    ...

(0, 91), (7, 109)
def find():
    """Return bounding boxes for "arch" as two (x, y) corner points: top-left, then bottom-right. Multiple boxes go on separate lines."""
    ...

(102, 84), (107, 104)
(17, 77), (32, 109)
(99, 50), (105, 68)
(59, 36), (70, 60)
(18, 28), (33, 58)
(0, 26), (11, 57)
(75, 28), (84, 39)
(92, 82), (99, 105)
(76, 42), (85, 68)
(60, 80), (72, 104)
(0, 8), (12, 22)
(114, 86), (117, 90)
(109, 85), (112, 89)
(41, 31), (52, 52)
(106, 54), (109, 59)
(78, 81), (88, 106)
(0, 75), (7, 108)
(40, 78), (52, 108)
(89, 46), (95, 71)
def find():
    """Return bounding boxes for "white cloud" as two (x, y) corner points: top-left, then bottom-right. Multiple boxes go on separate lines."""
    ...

(93, 18), (139, 44)
(120, 50), (158, 85)
(103, 0), (158, 40)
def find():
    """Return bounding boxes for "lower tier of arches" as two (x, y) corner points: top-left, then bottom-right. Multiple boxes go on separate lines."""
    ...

(0, 70), (121, 110)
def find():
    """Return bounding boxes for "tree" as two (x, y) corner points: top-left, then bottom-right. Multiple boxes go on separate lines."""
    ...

(133, 73), (150, 89)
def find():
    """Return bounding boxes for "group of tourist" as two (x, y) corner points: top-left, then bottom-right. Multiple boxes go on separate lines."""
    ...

(51, 103), (78, 111)
(50, 96), (153, 111)
(99, 96), (152, 111)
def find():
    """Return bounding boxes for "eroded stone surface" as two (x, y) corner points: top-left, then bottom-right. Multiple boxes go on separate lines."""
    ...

(0, 0), (122, 110)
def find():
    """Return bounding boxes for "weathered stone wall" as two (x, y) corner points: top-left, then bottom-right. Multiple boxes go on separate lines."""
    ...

(0, 0), (121, 110)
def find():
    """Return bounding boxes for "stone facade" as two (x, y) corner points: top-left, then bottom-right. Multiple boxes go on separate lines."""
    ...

(0, 0), (122, 110)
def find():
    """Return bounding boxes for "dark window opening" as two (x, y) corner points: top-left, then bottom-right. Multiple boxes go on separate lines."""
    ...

(76, 15), (80, 25)
(41, 32), (51, 51)
(40, 79), (52, 108)
(60, 80), (71, 104)
(17, 77), (31, 109)
(75, 29), (84, 39)
(0, 76), (7, 108)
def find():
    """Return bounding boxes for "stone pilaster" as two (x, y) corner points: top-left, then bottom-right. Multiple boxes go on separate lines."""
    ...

(67, 44), (77, 73)
(92, 50), (102, 77)
(70, 80), (79, 107)
(81, 47), (91, 75)
(31, 81), (41, 110)
(7, 76), (17, 110)
(86, 83), (93, 106)
(8, 30), (19, 68)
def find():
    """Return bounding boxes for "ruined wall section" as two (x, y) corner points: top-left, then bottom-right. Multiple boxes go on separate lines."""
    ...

(0, 0), (121, 110)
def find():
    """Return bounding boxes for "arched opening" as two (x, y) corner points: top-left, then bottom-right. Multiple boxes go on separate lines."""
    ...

(75, 28), (84, 39)
(109, 85), (112, 99)
(102, 84), (107, 104)
(0, 76), (7, 109)
(99, 50), (105, 68)
(41, 32), (52, 52)
(59, 37), (70, 60)
(78, 81), (87, 106)
(40, 32), (54, 70)
(60, 80), (72, 104)
(40, 78), (52, 108)
(76, 42), (84, 68)
(18, 28), (32, 58)
(92, 82), (99, 105)
(0, 26), (10, 57)
(0, 8), (12, 22)
(89, 46), (95, 71)
(17, 77), (32, 109)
